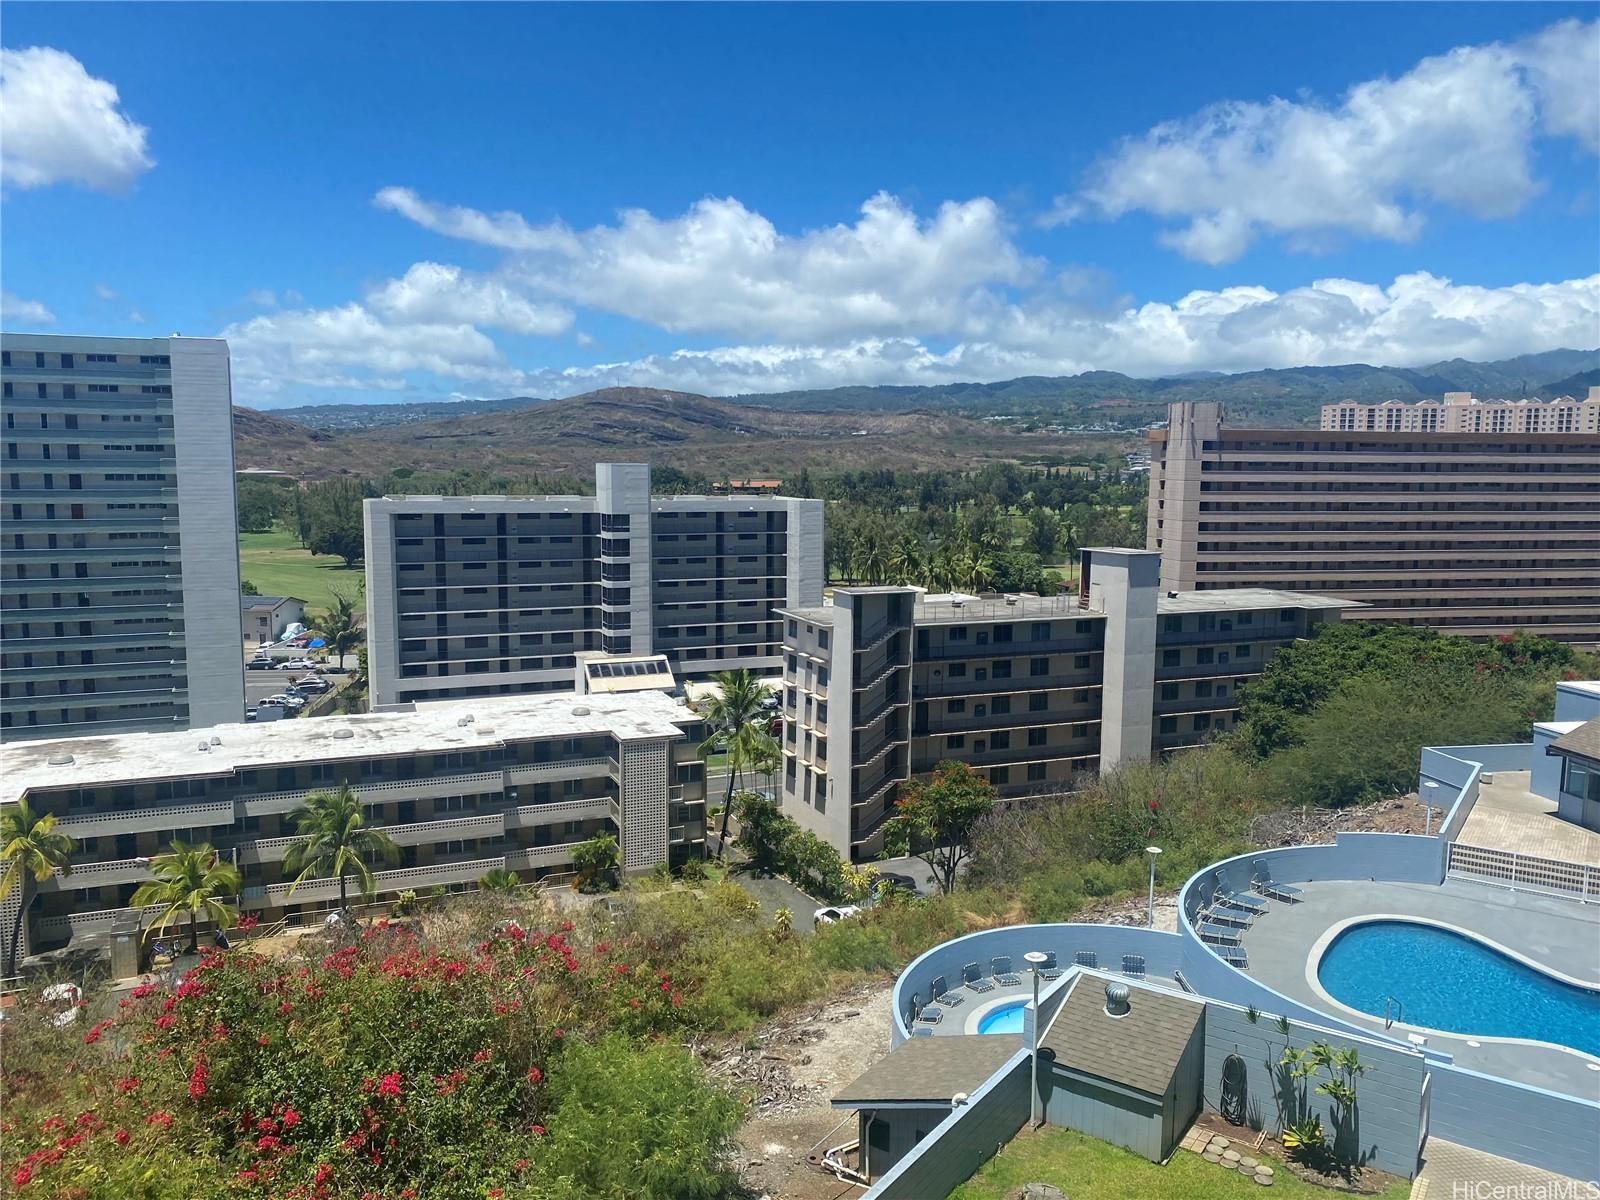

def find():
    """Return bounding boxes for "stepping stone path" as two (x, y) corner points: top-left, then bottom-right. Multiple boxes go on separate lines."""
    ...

(1199, 1135), (1274, 1186)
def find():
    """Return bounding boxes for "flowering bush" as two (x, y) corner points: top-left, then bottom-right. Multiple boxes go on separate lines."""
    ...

(1, 915), (739, 1199)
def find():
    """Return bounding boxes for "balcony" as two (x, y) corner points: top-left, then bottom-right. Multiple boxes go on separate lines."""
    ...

(40, 856), (152, 890)
(235, 770), (508, 817)
(504, 756), (611, 785)
(253, 856), (505, 905)
(237, 812), (508, 865)
(54, 798), (236, 839)
(506, 795), (614, 827)
(504, 843), (587, 870)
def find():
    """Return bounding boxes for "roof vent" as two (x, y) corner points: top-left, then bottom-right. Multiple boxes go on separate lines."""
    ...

(209, 735), (222, 746)
(572, 706), (591, 717)
(1166, 591), (1179, 598)
(332, 728), (355, 740)
(1105, 981), (1131, 1017)
(197, 741), (211, 752)
(47, 752), (75, 767)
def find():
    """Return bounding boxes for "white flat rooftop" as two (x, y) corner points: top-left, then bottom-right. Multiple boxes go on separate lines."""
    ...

(1, 690), (695, 803)
(1157, 588), (1362, 614)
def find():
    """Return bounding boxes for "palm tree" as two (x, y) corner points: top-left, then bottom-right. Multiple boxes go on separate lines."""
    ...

(571, 832), (621, 890)
(479, 867), (521, 893)
(698, 669), (777, 861)
(1, 800), (74, 978)
(888, 535), (923, 586)
(853, 535), (889, 586)
(319, 589), (364, 669)
(129, 841), (241, 954)
(283, 783), (400, 917)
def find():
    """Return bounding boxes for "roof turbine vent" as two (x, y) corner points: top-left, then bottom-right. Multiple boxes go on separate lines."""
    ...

(1105, 981), (1131, 1017)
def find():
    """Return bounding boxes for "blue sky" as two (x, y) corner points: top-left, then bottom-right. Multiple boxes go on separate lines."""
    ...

(2, 2), (1597, 407)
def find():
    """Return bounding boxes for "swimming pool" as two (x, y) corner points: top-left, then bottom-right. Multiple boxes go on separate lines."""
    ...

(976, 1000), (1026, 1035)
(1317, 920), (1600, 1057)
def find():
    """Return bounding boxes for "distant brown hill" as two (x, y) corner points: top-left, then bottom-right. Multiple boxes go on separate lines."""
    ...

(234, 387), (1128, 480)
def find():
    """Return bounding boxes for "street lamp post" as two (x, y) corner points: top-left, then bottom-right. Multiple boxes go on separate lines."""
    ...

(1023, 950), (1049, 1126)
(1145, 846), (1163, 928)
(1422, 780), (1441, 837)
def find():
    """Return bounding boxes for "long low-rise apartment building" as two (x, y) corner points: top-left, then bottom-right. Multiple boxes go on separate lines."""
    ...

(1148, 401), (1600, 644)
(0, 689), (706, 969)
(778, 548), (1354, 859)
(364, 463), (824, 707)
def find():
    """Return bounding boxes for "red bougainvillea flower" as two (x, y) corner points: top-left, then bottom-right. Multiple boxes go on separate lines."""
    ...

(13, 1165), (34, 1187)
(281, 1108), (300, 1130)
(188, 1058), (209, 1099)
(315, 1163), (334, 1186)
(146, 1111), (173, 1128)
(525, 1066), (542, 1084)
(115, 1076), (141, 1094)
(82, 1019), (113, 1045)
(114, 1129), (131, 1146)
(377, 1072), (403, 1098)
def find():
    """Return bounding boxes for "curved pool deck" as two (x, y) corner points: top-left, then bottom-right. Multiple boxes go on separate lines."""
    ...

(1239, 876), (1600, 1099)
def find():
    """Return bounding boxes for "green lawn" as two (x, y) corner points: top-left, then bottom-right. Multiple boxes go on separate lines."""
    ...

(239, 527), (363, 614)
(948, 1128), (1408, 1200)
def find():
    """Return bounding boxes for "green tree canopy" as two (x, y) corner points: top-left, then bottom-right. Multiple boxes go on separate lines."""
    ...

(883, 761), (996, 895)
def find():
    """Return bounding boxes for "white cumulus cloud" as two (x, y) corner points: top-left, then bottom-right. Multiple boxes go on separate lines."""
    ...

(0, 47), (153, 191)
(1050, 19), (1600, 263)
(366, 262), (573, 337)
(1, 290), (55, 324)
(379, 189), (1039, 342)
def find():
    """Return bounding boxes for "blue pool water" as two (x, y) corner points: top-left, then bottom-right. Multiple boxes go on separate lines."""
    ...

(977, 1001), (1026, 1035)
(1317, 920), (1600, 1057)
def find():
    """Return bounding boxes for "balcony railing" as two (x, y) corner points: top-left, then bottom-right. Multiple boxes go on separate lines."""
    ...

(254, 857), (505, 905)
(235, 770), (509, 816)
(506, 796), (614, 827)
(55, 799), (236, 839)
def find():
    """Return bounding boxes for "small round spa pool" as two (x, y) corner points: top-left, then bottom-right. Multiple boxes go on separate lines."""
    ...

(976, 1000), (1027, 1035)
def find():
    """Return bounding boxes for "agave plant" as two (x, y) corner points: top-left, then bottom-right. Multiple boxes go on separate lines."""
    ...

(1280, 1114), (1325, 1158)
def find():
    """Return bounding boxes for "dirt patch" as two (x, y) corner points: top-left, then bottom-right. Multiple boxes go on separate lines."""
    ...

(1248, 795), (1431, 847)
(705, 981), (896, 1199)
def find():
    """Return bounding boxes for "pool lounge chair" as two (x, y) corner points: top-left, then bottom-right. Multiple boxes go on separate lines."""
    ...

(917, 1005), (943, 1026)
(1216, 945), (1249, 969)
(962, 962), (996, 993)
(1216, 879), (1268, 915)
(1251, 860), (1303, 903)
(931, 976), (963, 1008)
(1074, 950), (1098, 969)
(1037, 952), (1064, 981)
(1121, 954), (1146, 979)
(912, 1026), (933, 1037)
(1199, 922), (1245, 946)
(992, 956), (1022, 987)
(1205, 896), (1254, 928)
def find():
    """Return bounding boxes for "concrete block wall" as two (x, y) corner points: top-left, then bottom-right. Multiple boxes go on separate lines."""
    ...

(1426, 1062), (1600, 1183)
(860, 1049), (1032, 1200)
(1202, 1003), (1428, 1178)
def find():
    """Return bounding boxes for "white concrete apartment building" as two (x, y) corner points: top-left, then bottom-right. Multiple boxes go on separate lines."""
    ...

(1322, 387), (1600, 434)
(0, 689), (708, 969)
(1, 334), (244, 742)
(779, 548), (1355, 859)
(1148, 401), (1600, 645)
(364, 463), (825, 707)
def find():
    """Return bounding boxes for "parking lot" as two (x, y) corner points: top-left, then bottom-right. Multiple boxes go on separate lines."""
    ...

(242, 642), (354, 722)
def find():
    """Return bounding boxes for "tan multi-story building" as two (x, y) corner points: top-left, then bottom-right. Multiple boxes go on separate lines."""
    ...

(0, 689), (706, 970)
(1148, 402), (1600, 645)
(1321, 388), (1600, 435)
(778, 548), (1354, 859)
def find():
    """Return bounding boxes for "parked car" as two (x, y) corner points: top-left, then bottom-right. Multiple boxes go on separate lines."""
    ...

(277, 658), (319, 671)
(264, 694), (305, 710)
(295, 676), (331, 693)
(875, 872), (919, 897)
(247, 657), (274, 671)
(813, 905), (862, 927)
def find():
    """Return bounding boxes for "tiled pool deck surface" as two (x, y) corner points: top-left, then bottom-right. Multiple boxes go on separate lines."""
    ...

(1460, 770), (1600, 866)
(1412, 1137), (1598, 1200)
(1233, 876), (1600, 1099)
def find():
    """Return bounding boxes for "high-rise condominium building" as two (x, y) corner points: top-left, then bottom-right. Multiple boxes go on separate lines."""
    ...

(1147, 402), (1600, 645)
(364, 463), (825, 707)
(779, 548), (1354, 859)
(1, 334), (244, 741)
(1322, 388), (1600, 435)
(0, 689), (707, 969)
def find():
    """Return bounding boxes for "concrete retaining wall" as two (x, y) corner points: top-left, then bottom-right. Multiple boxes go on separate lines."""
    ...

(1426, 1061), (1600, 1183)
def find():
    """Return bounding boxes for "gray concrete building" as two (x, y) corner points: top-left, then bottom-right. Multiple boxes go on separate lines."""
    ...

(1147, 401), (1600, 645)
(0, 689), (707, 968)
(1, 333), (245, 742)
(364, 463), (824, 707)
(779, 548), (1353, 859)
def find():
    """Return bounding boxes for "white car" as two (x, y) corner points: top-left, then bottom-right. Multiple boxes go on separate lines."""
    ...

(813, 905), (862, 927)
(277, 658), (320, 671)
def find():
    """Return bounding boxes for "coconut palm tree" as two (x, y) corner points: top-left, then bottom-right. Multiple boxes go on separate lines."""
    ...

(478, 867), (521, 893)
(1, 799), (74, 977)
(319, 589), (364, 669)
(283, 783), (400, 917)
(888, 535), (924, 586)
(698, 669), (777, 861)
(129, 841), (241, 954)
